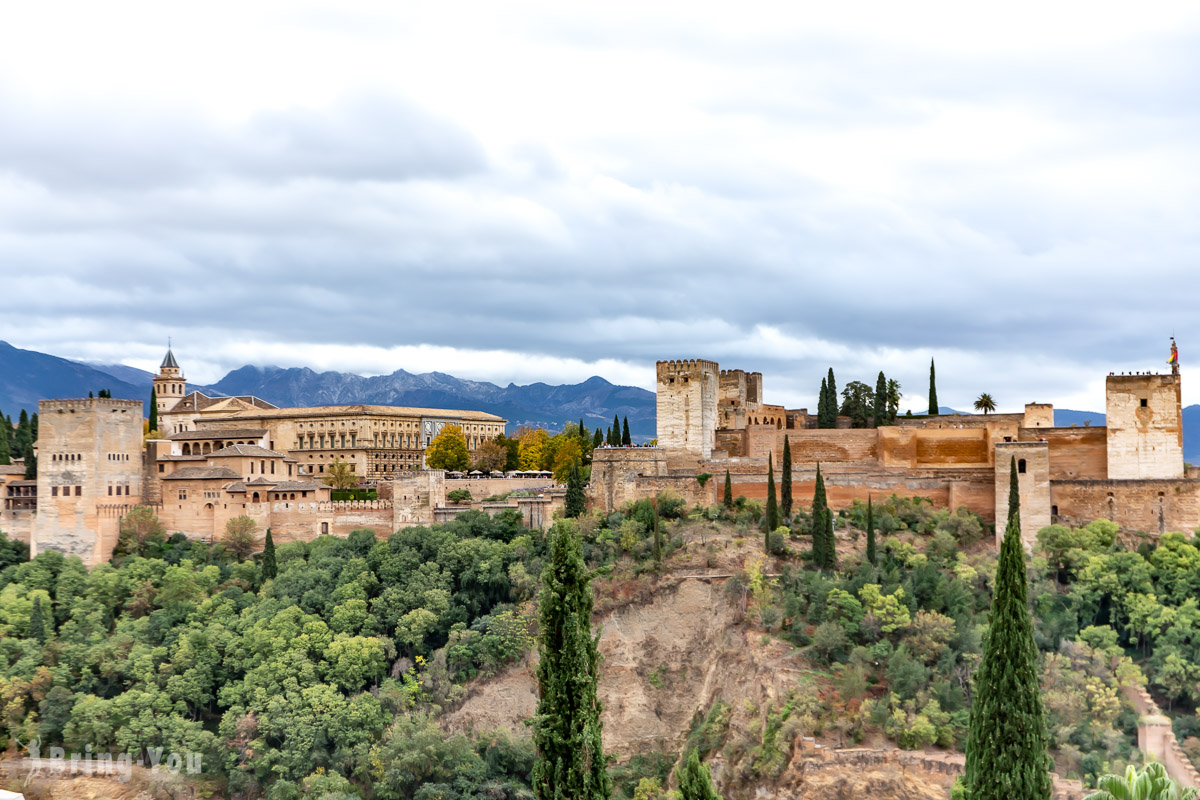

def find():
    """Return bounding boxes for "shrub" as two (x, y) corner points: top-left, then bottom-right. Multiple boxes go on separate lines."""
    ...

(447, 489), (473, 505)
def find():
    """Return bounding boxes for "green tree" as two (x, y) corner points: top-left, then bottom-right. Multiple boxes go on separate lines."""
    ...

(817, 377), (830, 429)
(148, 387), (158, 434)
(676, 748), (722, 800)
(866, 496), (877, 566)
(426, 424), (470, 471)
(928, 359), (938, 416)
(781, 437), (793, 518)
(323, 457), (359, 490)
(723, 470), (733, 509)
(116, 505), (166, 557)
(222, 515), (259, 561)
(15, 409), (31, 455)
(873, 371), (887, 427)
(28, 593), (48, 644)
(261, 528), (277, 580)
(812, 463), (834, 568)
(0, 411), (9, 465)
(532, 521), (610, 800)
(622, 417), (631, 446)
(23, 444), (35, 479)
(565, 462), (586, 518)
(826, 368), (838, 427)
(612, 414), (621, 446)
(963, 457), (1051, 800)
(974, 394), (997, 415)
(765, 453), (779, 539)
(593, 428), (604, 449)
(1085, 762), (1197, 800)
(886, 378), (902, 423)
(840, 381), (875, 428)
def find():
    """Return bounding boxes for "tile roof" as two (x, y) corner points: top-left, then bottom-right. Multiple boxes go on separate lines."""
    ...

(0, 466), (25, 476)
(162, 466), (242, 481)
(269, 480), (325, 492)
(169, 428), (267, 441)
(161, 348), (179, 369)
(208, 444), (287, 458)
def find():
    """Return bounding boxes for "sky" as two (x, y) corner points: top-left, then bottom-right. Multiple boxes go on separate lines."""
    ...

(2, 1), (1199, 414)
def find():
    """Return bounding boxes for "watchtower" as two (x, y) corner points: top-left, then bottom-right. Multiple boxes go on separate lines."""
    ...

(994, 441), (1050, 550)
(656, 359), (719, 458)
(153, 348), (186, 416)
(1105, 374), (1183, 480)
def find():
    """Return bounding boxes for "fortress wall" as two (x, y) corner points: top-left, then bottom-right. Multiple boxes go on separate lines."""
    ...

(895, 413), (1024, 429)
(1051, 479), (1200, 535)
(1020, 427), (1108, 480)
(749, 429), (879, 464)
(629, 475), (717, 509)
(715, 429), (748, 458)
(587, 449), (669, 512)
(444, 477), (559, 499)
(913, 429), (990, 466)
(0, 511), (35, 545)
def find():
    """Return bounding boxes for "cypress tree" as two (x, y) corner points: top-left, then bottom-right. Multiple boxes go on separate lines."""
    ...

(532, 521), (610, 800)
(262, 529), (277, 580)
(963, 457), (1051, 800)
(565, 463), (586, 518)
(15, 409), (31, 456)
(621, 417), (631, 446)
(826, 369), (838, 427)
(593, 428), (603, 449)
(865, 496), (877, 566)
(652, 502), (664, 566)
(612, 414), (621, 445)
(817, 377), (829, 428)
(811, 463), (830, 568)
(30, 412), (37, 440)
(780, 436), (793, 518)
(676, 748), (722, 800)
(723, 470), (733, 509)
(823, 502), (836, 569)
(765, 453), (779, 541)
(23, 445), (36, 480)
(0, 416), (9, 465)
(29, 594), (47, 644)
(873, 372), (887, 428)
(929, 359), (939, 416)
(149, 388), (159, 433)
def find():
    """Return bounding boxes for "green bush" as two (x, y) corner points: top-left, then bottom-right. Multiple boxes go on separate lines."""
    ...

(330, 489), (378, 501)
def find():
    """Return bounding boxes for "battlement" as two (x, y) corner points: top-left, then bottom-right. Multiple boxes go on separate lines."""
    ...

(657, 359), (719, 376)
(40, 398), (142, 413)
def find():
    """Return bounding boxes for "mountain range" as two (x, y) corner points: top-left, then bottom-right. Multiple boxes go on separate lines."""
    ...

(1, 340), (1197, 460)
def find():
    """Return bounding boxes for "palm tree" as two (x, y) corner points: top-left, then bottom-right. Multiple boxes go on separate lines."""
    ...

(974, 393), (997, 415)
(1085, 762), (1197, 800)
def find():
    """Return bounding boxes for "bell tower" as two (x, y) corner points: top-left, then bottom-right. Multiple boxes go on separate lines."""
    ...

(153, 347), (186, 415)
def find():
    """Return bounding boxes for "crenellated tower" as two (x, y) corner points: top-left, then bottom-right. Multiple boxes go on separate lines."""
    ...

(153, 348), (186, 415)
(1105, 373), (1183, 480)
(656, 359), (719, 458)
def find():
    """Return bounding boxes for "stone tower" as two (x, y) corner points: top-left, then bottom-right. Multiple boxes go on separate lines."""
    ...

(153, 348), (186, 415)
(994, 441), (1050, 550)
(33, 397), (144, 564)
(656, 359), (719, 458)
(1105, 373), (1183, 480)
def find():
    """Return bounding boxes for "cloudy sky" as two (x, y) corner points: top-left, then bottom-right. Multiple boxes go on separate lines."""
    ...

(2, 1), (1199, 414)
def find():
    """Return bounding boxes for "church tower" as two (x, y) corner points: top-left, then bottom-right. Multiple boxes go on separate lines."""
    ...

(153, 348), (186, 415)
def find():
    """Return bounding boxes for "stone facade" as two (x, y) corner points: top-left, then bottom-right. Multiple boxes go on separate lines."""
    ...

(656, 360), (718, 458)
(994, 442), (1051, 547)
(1106, 374), (1183, 480)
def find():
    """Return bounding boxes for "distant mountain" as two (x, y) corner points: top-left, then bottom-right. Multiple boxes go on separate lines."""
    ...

(86, 362), (157, 394)
(1185, 406), (1200, 465)
(0, 341), (146, 416)
(1054, 409), (1106, 428)
(209, 365), (657, 438)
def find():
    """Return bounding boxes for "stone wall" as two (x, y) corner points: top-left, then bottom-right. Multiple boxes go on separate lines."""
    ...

(588, 448), (669, 513)
(1121, 684), (1200, 789)
(1023, 427), (1107, 480)
(1106, 374), (1184, 480)
(443, 477), (559, 500)
(750, 429), (879, 465)
(995, 442), (1051, 547)
(656, 360), (719, 458)
(1051, 479), (1200, 534)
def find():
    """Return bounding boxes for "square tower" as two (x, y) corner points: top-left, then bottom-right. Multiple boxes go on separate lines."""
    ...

(1105, 374), (1183, 480)
(656, 359), (719, 458)
(34, 398), (144, 563)
(995, 441), (1050, 550)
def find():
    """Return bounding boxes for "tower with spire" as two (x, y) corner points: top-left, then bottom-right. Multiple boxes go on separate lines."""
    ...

(153, 346), (186, 415)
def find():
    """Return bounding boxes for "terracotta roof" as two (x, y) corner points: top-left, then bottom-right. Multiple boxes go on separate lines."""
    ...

(167, 392), (278, 414)
(162, 466), (242, 481)
(208, 444), (287, 458)
(246, 477), (276, 485)
(269, 480), (324, 492)
(208, 403), (506, 423)
(169, 428), (267, 441)
(0, 466), (25, 476)
(224, 481), (246, 492)
(159, 455), (207, 462)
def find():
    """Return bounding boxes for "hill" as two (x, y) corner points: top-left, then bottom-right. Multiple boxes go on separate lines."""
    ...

(0, 341), (146, 416)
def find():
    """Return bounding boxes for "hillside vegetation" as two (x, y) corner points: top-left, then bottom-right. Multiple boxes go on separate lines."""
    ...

(1, 493), (1199, 798)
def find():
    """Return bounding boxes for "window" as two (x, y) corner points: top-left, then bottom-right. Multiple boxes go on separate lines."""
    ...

(158, 464), (164, 473)
(178, 489), (188, 500)
(108, 486), (113, 496)
(75, 486), (81, 496)
(1140, 398), (1148, 408)
(1017, 459), (1027, 474)
(52, 486), (58, 497)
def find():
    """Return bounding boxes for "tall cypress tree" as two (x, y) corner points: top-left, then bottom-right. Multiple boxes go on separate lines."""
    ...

(23, 445), (36, 480)
(15, 409), (31, 456)
(262, 529), (277, 580)
(0, 415), (9, 465)
(780, 436), (793, 518)
(565, 463), (586, 518)
(865, 496), (877, 566)
(593, 429), (604, 449)
(621, 417), (631, 446)
(929, 359), (939, 416)
(811, 463), (828, 566)
(765, 453), (778, 546)
(652, 502), (663, 566)
(817, 377), (829, 428)
(149, 388), (159, 433)
(676, 748), (722, 800)
(723, 470), (733, 509)
(826, 369), (838, 427)
(963, 458), (1051, 800)
(532, 521), (610, 800)
(873, 372), (887, 428)
(823, 502), (836, 569)
(612, 414), (621, 446)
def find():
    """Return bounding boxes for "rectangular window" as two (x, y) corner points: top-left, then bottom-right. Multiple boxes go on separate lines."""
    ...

(75, 486), (82, 496)
(108, 486), (113, 496)
(1140, 398), (1148, 408)
(179, 489), (187, 500)
(158, 464), (164, 473)
(52, 486), (58, 497)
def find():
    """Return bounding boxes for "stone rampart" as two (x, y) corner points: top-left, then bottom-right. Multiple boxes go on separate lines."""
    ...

(1022, 427), (1108, 480)
(1121, 684), (1200, 789)
(1051, 479), (1200, 535)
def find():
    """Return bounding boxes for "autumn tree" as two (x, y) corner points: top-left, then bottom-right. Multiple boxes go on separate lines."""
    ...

(323, 457), (359, 490)
(963, 457), (1051, 800)
(116, 505), (166, 557)
(472, 439), (508, 474)
(426, 424), (470, 472)
(517, 427), (550, 471)
(532, 521), (610, 800)
(223, 515), (260, 561)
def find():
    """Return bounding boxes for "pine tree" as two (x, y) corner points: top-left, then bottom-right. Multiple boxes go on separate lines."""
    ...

(676, 748), (722, 800)
(565, 463), (586, 518)
(765, 453), (779, 542)
(873, 372), (887, 428)
(723, 470), (733, 509)
(621, 417), (631, 446)
(929, 359), (939, 416)
(262, 528), (277, 580)
(963, 457), (1051, 800)
(29, 594), (48, 644)
(865, 496), (877, 566)
(532, 521), (610, 800)
(149, 388), (159, 434)
(781, 436), (793, 518)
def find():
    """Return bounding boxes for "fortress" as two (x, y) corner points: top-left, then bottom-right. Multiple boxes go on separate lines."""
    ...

(590, 357), (1199, 544)
(0, 350), (565, 566)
